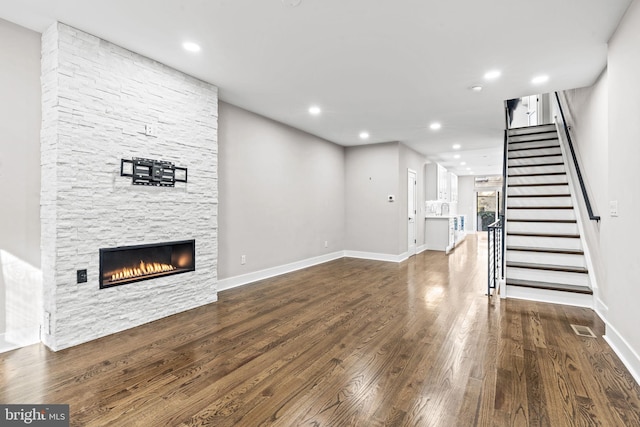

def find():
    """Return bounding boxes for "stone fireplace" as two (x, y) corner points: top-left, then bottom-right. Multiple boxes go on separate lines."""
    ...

(40, 23), (218, 350)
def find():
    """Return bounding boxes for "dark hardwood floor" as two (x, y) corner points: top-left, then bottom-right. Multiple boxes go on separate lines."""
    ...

(2, 234), (640, 426)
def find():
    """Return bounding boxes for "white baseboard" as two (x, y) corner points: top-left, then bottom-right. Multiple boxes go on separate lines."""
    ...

(217, 251), (345, 292)
(595, 297), (609, 322)
(0, 330), (40, 354)
(603, 322), (640, 387)
(416, 244), (428, 254)
(505, 285), (594, 308)
(344, 250), (409, 263)
(218, 248), (418, 293)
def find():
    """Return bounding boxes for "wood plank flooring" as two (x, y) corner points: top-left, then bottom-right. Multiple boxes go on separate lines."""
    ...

(2, 234), (640, 426)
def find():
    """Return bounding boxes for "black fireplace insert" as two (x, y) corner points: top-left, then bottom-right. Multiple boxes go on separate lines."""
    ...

(99, 240), (195, 289)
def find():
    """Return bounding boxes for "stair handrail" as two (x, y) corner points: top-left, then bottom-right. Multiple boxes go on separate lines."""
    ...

(487, 217), (502, 296)
(553, 92), (601, 222)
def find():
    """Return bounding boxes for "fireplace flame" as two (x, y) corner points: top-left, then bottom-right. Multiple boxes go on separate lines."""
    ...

(110, 260), (176, 282)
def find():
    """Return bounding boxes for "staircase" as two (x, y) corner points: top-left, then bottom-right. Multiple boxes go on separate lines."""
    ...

(504, 123), (593, 306)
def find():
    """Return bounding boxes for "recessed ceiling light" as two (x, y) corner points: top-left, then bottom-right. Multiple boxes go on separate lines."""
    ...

(182, 42), (201, 52)
(466, 167), (471, 171)
(532, 75), (549, 84)
(453, 154), (461, 159)
(484, 70), (501, 80)
(359, 131), (370, 140)
(308, 105), (321, 115)
(430, 122), (441, 130)
(471, 85), (483, 92)
(460, 162), (466, 166)
(452, 144), (461, 150)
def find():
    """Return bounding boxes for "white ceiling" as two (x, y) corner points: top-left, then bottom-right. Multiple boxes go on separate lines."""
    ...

(0, 0), (632, 176)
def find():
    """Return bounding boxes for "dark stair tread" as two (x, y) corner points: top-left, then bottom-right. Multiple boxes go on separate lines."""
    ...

(508, 136), (559, 144)
(506, 279), (593, 295)
(508, 194), (571, 198)
(507, 219), (576, 223)
(507, 246), (584, 255)
(506, 261), (587, 274)
(509, 172), (566, 177)
(508, 145), (560, 152)
(507, 206), (573, 210)
(508, 153), (562, 160)
(508, 182), (568, 187)
(506, 232), (580, 238)
(508, 162), (565, 168)
(508, 124), (556, 132)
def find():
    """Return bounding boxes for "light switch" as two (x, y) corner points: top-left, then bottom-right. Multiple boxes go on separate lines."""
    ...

(609, 200), (618, 217)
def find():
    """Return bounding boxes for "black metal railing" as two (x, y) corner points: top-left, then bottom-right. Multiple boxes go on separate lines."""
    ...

(554, 92), (600, 222)
(487, 216), (503, 296)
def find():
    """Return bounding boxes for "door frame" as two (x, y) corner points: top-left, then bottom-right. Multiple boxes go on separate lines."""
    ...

(407, 169), (417, 256)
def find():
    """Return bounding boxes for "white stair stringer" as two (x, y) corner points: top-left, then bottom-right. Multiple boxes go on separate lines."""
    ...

(503, 123), (593, 308)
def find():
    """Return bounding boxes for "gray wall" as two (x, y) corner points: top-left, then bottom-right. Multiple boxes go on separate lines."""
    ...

(399, 143), (427, 252)
(0, 18), (41, 337)
(345, 142), (400, 255)
(217, 102), (345, 279)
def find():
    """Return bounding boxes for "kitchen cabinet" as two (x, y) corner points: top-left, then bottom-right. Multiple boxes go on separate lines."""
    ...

(426, 163), (449, 201)
(449, 172), (458, 203)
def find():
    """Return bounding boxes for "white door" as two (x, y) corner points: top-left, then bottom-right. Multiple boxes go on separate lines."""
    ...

(408, 169), (417, 256)
(525, 95), (539, 126)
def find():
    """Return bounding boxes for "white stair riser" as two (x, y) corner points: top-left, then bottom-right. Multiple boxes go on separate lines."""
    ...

(508, 139), (560, 150)
(508, 268), (589, 287)
(508, 156), (563, 167)
(509, 132), (558, 143)
(505, 286), (593, 308)
(508, 175), (568, 186)
(506, 251), (586, 268)
(509, 147), (562, 159)
(508, 197), (572, 207)
(507, 209), (576, 222)
(507, 222), (579, 234)
(509, 164), (566, 175)
(509, 124), (556, 136)
(508, 185), (570, 196)
(507, 209), (576, 221)
(506, 235), (582, 250)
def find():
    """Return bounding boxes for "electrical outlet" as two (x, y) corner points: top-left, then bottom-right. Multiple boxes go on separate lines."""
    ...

(77, 269), (87, 283)
(241, 255), (246, 265)
(144, 124), (157, 137)
(324, 241), (328, 248)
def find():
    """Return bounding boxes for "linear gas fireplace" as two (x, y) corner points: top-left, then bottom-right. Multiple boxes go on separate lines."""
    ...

(99, 240), (195, 289)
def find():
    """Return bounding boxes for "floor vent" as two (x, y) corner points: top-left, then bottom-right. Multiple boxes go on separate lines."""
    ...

(570, 324), (597, 338)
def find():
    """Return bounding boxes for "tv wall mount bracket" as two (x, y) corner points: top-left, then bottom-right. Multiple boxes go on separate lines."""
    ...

(120, 157), (187, 187)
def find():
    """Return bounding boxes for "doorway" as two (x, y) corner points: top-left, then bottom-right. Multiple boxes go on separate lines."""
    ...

(407, 169), (417, 256)
(477, 191), (499, 231)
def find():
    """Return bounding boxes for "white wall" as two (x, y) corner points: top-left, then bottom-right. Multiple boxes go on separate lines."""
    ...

(41, 23), (218, 350)
(457, 176), (477, 233)
(602, 0), (640, 380)
(0, 18), (41, 343)
(560, 70), (608, 307)
(217, 102), (345, 280)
